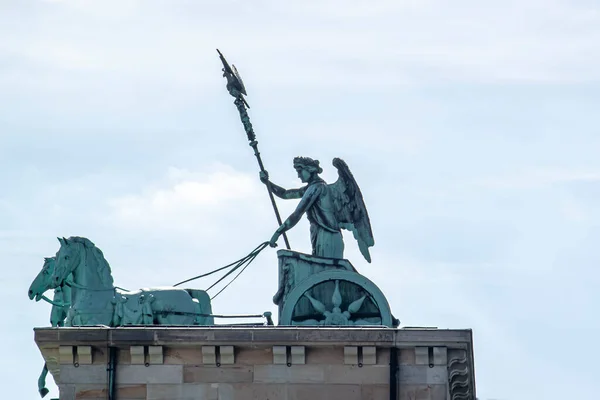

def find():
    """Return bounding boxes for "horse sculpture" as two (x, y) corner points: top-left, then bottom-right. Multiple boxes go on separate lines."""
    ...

(28, 238), (214, 397)
(31, 236), (214, 327)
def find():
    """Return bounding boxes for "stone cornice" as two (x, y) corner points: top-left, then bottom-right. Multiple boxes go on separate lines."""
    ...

(35, 326), (473, 349)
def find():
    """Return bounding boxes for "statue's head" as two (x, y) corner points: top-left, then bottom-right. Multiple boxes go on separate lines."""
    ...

(293, 157), (322, 183)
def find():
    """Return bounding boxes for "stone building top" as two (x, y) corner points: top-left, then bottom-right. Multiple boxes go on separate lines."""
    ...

(35, 326), (476, 400)
(35, 326), (474, 349)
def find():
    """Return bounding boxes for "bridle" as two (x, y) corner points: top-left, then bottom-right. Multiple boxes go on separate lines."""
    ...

(39, 278), (130, 308)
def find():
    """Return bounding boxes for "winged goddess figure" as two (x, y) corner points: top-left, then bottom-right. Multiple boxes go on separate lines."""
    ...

(261, 157), (375, 263)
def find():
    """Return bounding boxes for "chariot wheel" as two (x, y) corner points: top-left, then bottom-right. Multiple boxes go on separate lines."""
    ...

(279, 270), (393, 327)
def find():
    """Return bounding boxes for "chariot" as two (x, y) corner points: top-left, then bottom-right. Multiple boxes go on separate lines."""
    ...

(275, 250), (397, 328)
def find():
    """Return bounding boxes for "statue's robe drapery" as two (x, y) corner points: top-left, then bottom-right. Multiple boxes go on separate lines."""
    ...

(289, 178), (344, 259)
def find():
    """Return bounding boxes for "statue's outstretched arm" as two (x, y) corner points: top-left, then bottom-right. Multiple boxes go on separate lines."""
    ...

(260, 171), (305, 199)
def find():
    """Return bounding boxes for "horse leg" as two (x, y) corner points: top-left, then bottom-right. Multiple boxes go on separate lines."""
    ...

(38, 363), (49, 398)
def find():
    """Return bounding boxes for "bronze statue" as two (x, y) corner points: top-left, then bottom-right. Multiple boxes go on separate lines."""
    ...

(261, 157), (375, 262)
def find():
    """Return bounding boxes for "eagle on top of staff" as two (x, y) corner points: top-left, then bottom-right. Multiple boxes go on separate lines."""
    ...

(261, 156), (375, 263)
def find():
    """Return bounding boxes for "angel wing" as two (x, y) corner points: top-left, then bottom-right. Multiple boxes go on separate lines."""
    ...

(329, 158), (375, 262)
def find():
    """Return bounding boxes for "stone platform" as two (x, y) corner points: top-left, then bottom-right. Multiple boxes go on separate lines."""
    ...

(35, 326), (476, 400)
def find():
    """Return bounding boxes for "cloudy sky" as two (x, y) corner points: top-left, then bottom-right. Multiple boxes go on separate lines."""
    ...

(2, 0), (600, 399)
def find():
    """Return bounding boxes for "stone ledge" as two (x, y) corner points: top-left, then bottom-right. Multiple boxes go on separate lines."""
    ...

(34, 327), (473, 348)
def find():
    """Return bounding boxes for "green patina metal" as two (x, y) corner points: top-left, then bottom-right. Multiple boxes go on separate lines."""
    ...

(275, 250), (395, 327)
(27, 50), (399, 397)
(261, 157), (375, 262)
(279, 268), (393, 327)
(29, 237), (214, 327)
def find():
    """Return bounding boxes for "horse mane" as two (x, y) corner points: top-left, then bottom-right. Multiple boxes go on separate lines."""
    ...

(67, 236), (114, 287)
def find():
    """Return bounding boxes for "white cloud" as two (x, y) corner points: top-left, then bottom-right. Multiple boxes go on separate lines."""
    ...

(108, 165), (267, 235)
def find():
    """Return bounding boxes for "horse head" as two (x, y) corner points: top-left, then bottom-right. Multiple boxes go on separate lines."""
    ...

(28, 257), (56, 301)
(50, 237), (83, 289)
(50, 236), (114, 290)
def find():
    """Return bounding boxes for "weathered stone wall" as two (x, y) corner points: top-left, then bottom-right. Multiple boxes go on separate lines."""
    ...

(35, 327), (476, 400)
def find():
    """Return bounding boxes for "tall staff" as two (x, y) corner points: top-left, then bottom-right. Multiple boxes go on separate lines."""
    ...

(217, 49), (291, 250)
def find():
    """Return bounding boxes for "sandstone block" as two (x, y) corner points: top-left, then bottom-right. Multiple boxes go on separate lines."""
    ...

(59, 384), (75, 400)
(290, 346), (305, 365)
(130, 345), (145, 365)
(220, 345), (235, 365)
(305, 346), (343, 365)
(287, 383), (361, 400)
(254, 364), (325, 384)
(118, 347), (132, 364)
(77, 346), (92, 365)
(202, 346), (216, 365)
(399, 348), (416, 365)
(399, 366), (448, 385)
(148, 346), (164, 365)
(218, 383), (287, 400)
(92, 346), (107, 365)
(324, 365), (388, 385)
(183, 365), (253, 383)
(60, 365), (107, 384)
(361, 384), (389, 400)
(376, 347), (390, 365)
(399, 384), (448, 400)
(147, 383), (217, 400)
(164, 347), (203, 364)
(59, 345), (74, 364)
(272, 345), (287, 365)
(433, 347), (447, 365)
(362, 346), (377, 365)
(415, 347), (429, 365)
(344, 346), (358, 364)
(118, 365), (183, 384)
(73, 384), (146, 398)
(235, 347), (272, 365)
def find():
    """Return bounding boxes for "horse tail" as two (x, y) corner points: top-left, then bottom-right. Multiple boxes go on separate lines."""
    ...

(38, 362), (49, 398)
(184, 289), (214, 325)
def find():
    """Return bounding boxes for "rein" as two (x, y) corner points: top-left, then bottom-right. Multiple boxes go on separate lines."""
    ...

(39, 280), (129, 308)
(173, 241), (269, 287)
(40, 295), (70, 308)
(173, 241), (269, 299)
(40, 241), (269, 308)
(64, 279), (131, 293)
